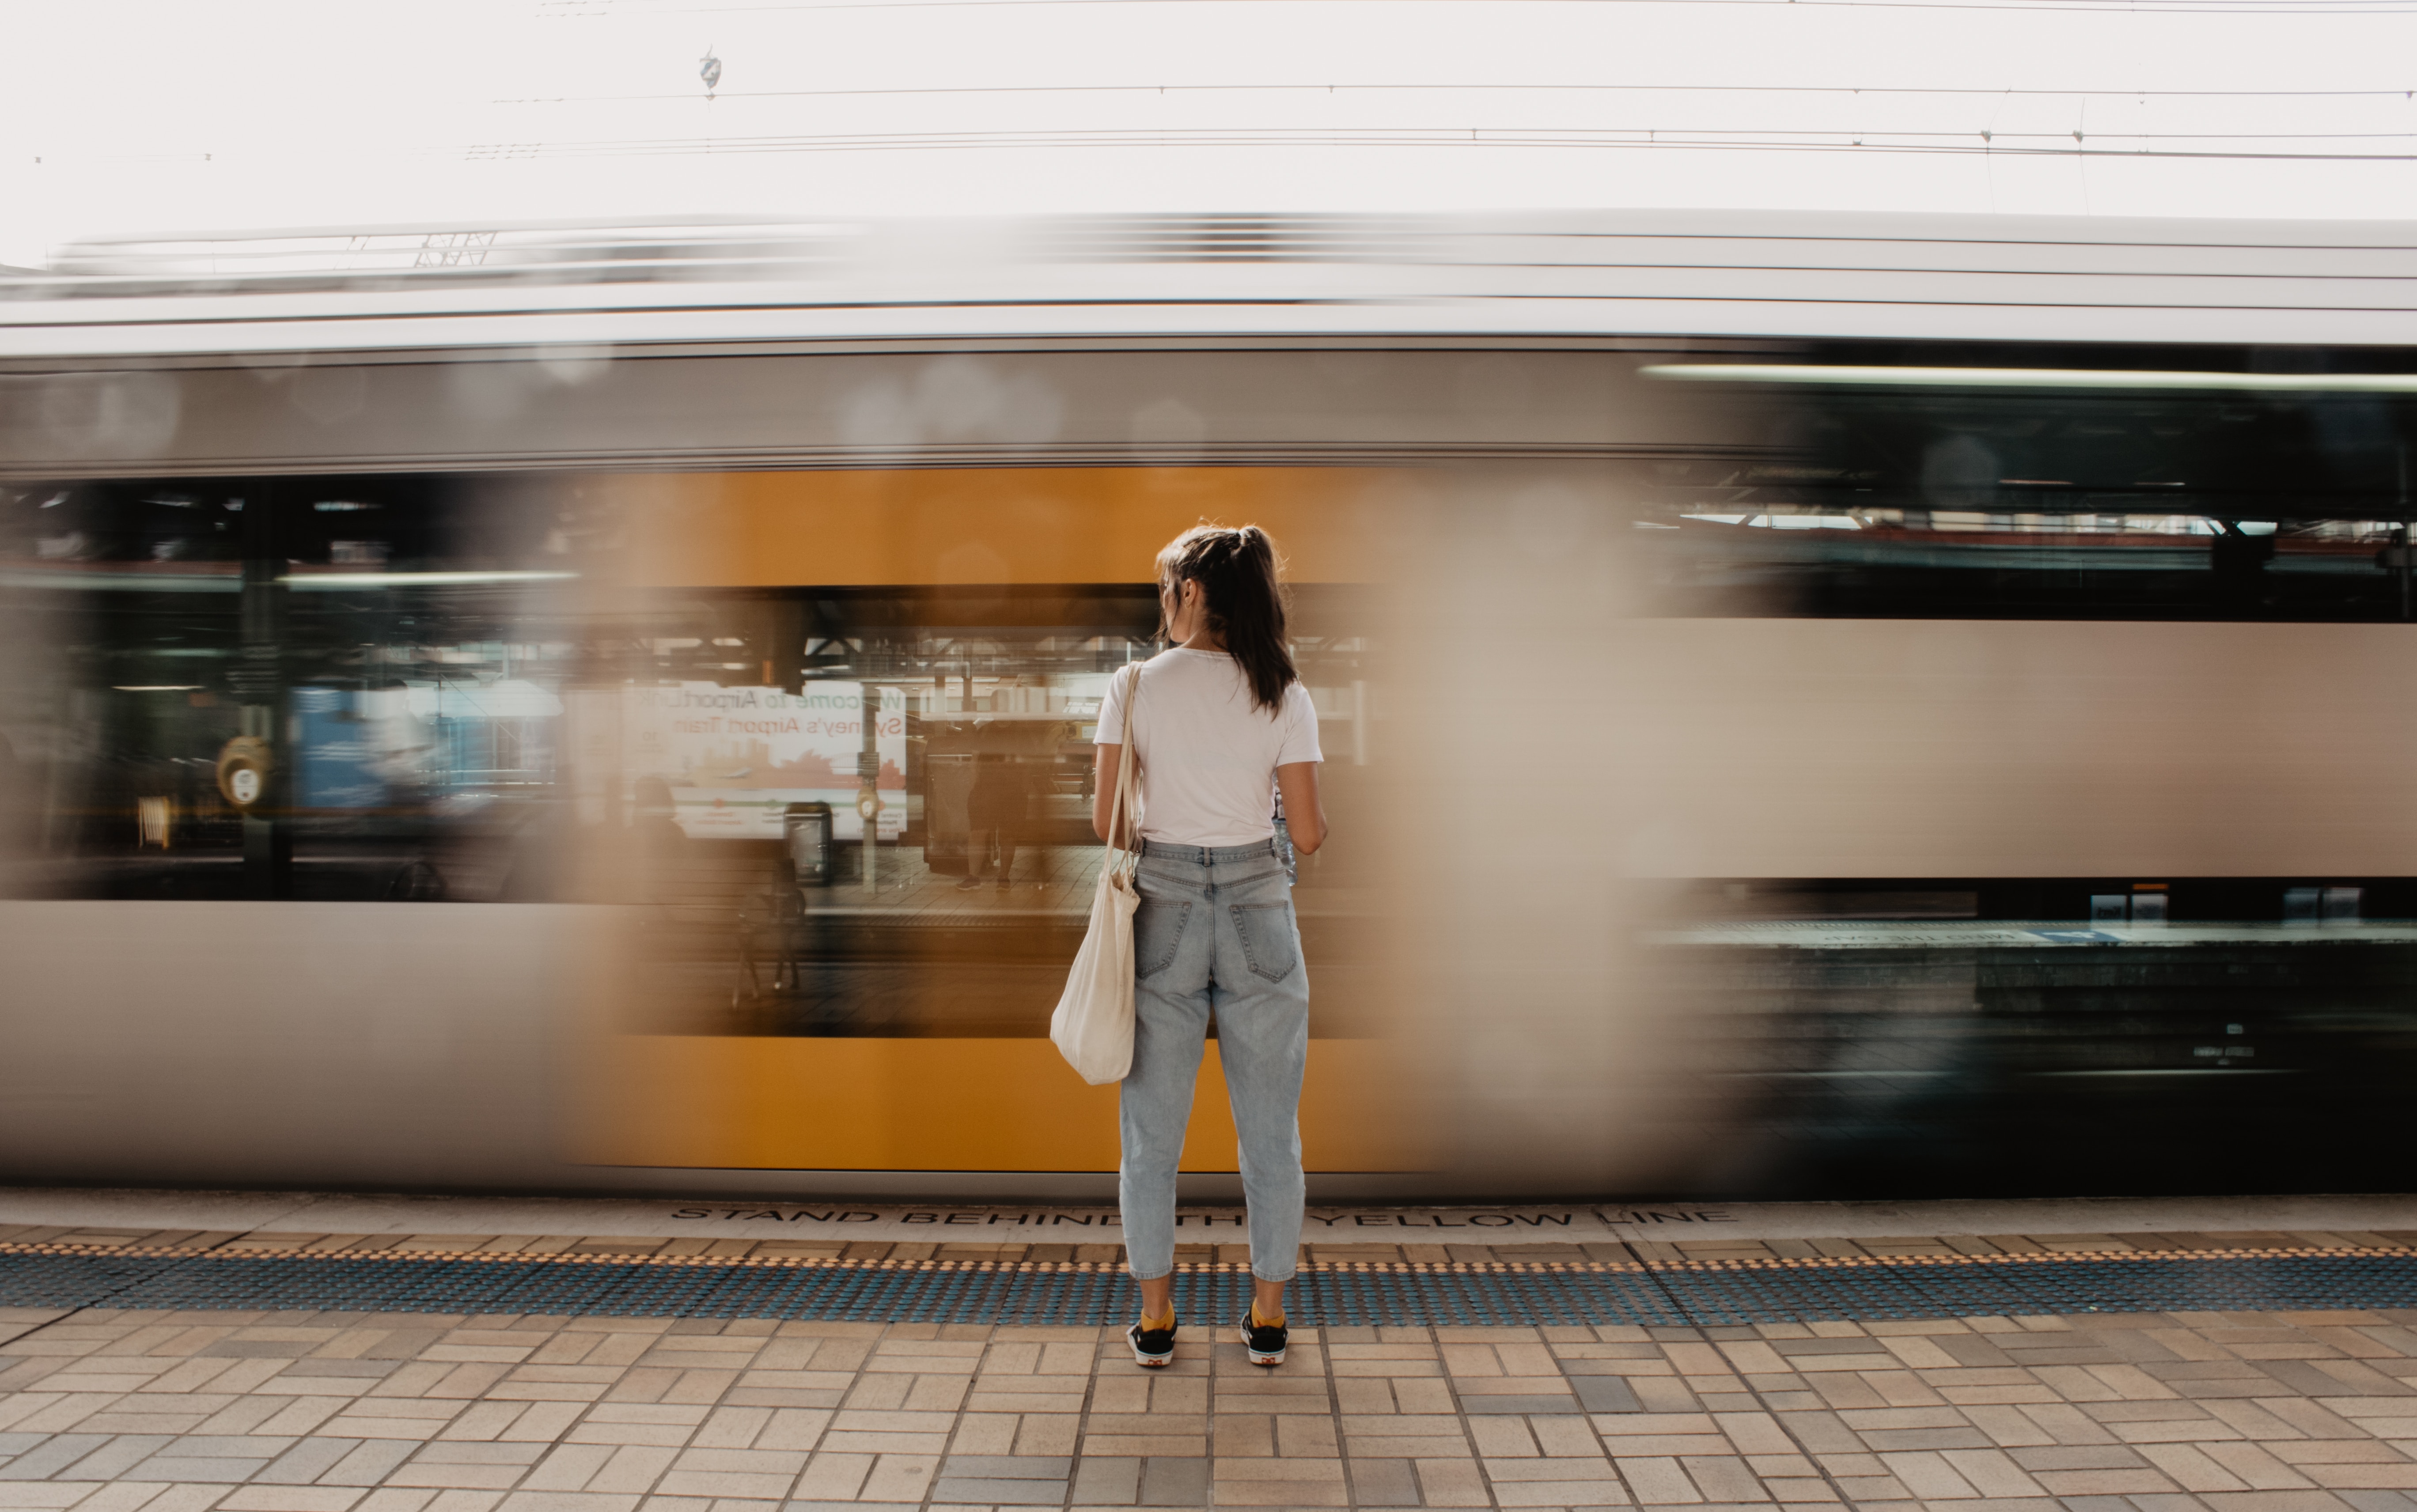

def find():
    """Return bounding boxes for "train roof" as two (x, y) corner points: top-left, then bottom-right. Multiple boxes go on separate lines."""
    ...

(8, 211), (2417, 361)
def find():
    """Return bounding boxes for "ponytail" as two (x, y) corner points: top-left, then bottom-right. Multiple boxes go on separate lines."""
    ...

(1155, 524), (1297, 713)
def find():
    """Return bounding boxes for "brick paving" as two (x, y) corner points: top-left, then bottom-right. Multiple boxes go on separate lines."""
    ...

(8, 1218), (2417, 1509)
(14, 1279), (2417, 1509)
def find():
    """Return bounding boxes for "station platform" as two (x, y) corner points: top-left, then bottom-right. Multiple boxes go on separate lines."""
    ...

(8, 1191), (2417, 1510)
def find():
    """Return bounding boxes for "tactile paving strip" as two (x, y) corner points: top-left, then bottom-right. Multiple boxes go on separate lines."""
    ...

(2, 1242), (2412, 1326)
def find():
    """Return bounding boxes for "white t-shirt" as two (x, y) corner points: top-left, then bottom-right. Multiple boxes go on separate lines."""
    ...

(1095, 649), (1322, 847)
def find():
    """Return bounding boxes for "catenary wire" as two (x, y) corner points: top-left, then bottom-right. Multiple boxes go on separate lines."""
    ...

(542, 0), (2417, 17)
(439, 127), (2417, 163)
(39, 128), (2417, 168)
(493, 83), (2417, 105)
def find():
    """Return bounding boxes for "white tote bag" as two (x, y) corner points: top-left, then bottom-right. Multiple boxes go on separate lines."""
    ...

(1050, 664), (1144, 1084)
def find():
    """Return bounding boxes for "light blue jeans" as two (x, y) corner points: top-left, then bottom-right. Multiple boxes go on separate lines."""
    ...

(1119, 838), (1309, 1283)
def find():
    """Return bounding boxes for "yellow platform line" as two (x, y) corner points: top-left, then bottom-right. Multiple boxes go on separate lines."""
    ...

(2, 1239), (2406, 1273)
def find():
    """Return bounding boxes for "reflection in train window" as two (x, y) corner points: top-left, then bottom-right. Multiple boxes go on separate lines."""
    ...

(1626, 358), (2417, 621)
(618, 584), (1381, 1039)
(0, 477), (1384, 1039)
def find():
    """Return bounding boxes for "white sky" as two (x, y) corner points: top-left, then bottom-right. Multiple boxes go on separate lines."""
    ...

(5, 0), (2417, 268)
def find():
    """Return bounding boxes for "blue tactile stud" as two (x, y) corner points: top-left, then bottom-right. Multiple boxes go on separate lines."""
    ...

(4, 1242), (2411, 1328)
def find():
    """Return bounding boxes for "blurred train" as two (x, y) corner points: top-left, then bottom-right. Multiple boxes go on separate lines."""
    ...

(8, 211), (2417, 1201)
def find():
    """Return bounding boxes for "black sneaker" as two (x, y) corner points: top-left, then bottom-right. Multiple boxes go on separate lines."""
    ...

(1239, 1312), (1287, 1367)
(1128, 1318), (1177, 1368)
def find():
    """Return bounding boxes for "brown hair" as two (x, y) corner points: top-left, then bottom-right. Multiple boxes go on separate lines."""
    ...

(1156, 524), (1296, 713)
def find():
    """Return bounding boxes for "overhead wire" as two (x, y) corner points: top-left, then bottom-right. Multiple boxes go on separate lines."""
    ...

(441, 127), (2417, 162)
(546, 0), (2417, 15)
(494, 83), (2417, 105)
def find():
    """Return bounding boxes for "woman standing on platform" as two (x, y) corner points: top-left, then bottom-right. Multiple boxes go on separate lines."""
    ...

(1091, 525), (1327, 1370)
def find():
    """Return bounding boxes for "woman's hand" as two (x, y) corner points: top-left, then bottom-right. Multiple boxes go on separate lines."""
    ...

(1276, 761), (1326, 855)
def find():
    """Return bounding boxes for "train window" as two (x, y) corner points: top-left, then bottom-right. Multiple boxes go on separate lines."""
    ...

(0, 476), (588, 903)
(0, 474), (1385, 1041)
(603, 582), (1383, 1039)
(1628, 349), (2417, 622)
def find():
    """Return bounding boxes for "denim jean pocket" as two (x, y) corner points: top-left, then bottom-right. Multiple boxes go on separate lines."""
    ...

(1230, 901), (1299, 982)
(1136, 899), (1191, 978)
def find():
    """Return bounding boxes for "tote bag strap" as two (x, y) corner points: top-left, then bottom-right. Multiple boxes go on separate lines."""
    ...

(1105, 664), (1144, 879)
